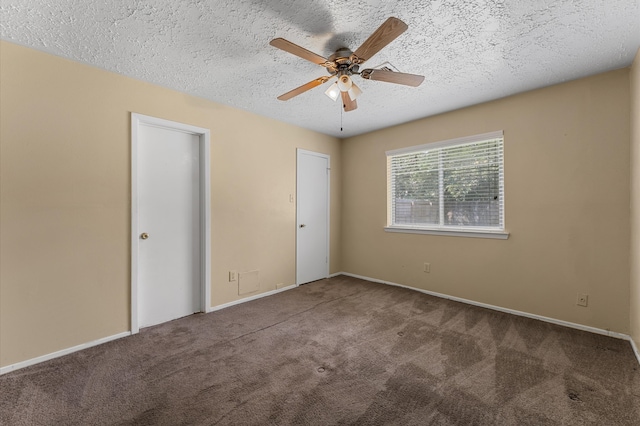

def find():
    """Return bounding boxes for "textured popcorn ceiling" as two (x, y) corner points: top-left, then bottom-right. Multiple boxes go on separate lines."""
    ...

(1, 1), (639, 137)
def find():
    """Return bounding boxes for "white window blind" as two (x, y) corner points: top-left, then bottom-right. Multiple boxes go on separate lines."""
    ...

(387, 131), (504, 233)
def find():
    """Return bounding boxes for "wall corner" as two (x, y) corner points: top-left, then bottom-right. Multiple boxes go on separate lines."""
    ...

(630, 47), (640, 355)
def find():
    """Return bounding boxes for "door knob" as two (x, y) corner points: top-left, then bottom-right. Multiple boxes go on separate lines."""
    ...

(299, 224), (306, 228)
(140, 232), (149, 240)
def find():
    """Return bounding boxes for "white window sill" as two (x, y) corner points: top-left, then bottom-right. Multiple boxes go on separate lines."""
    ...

(384, 226), (509, 240)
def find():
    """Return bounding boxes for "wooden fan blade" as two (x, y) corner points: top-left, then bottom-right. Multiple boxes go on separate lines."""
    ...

(353, 17), (408, 62)
(341, 91), (357, 112)
(277, 76), (332, 101)
(270, 38), (328, 66)
(361, 69), (425, 87)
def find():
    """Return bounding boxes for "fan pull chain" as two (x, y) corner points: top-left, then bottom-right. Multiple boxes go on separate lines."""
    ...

(340, 104), (343, 132)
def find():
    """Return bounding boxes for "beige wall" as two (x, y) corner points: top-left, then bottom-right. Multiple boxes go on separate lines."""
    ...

(342, 69), (631, 334)
(0, 41), (341, 367)
(631, 48), (640, 352)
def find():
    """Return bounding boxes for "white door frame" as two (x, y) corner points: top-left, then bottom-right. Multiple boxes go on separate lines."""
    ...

(296, 149), (330, 285)
(131, 113), (211, 334)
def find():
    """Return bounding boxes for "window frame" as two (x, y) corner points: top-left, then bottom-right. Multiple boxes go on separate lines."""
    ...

(385, 131), (509, 239)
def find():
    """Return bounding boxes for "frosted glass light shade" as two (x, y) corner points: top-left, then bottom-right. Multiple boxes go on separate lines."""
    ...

(324, 82), (340, 101)
(348, 82), (362, 101)
(337, 75), (353, 92)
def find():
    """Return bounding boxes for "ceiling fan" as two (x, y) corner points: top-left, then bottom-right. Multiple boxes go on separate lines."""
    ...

(270, 17), (425, 112)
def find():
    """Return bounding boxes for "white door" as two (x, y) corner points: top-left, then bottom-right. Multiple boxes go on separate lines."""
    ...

(132, 114), (210, 331)
(296, 149), (330, 285)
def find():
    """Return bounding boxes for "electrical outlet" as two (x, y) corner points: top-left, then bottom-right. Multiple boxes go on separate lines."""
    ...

(229, 270), (237, 282)
(577, 293), (588, 307)
(424, 263), (431, 273)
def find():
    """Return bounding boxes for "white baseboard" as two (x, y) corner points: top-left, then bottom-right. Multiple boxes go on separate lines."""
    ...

(328, 272), (343, 278)
(630, 337), (640, 366)
(339, 272), (637, 345)
(0, 331), (131, 376)
(207, 284), (297, 313)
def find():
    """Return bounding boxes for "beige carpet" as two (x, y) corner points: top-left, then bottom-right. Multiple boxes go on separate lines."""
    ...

(1, 275), (639, 425)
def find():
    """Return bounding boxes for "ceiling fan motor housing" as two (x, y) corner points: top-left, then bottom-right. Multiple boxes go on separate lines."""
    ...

(327, 47), (362, 76)
(328, 47), (354, 64)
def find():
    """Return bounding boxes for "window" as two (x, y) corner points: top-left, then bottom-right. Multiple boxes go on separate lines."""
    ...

(386, 131), (507, 239)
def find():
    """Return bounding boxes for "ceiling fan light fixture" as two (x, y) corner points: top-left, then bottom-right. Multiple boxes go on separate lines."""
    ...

(348, 82), (362, 101)
(324, 82), (340, 101)
(337, 74), (353, 92)
(271, 17), (423, 112)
